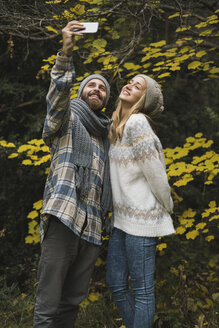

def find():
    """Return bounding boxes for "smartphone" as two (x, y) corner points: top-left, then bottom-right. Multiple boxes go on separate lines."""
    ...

(74, 22), (99, 33)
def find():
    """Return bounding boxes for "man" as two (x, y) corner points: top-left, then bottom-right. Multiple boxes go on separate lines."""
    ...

(33, 21), (112, 328)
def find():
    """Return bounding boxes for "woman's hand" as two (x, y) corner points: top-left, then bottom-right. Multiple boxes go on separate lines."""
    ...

(61, 21), (85, 56)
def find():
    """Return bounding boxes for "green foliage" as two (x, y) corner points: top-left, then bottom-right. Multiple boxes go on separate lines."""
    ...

(155, 241), (219, 327)
(37, 0), (219, 85)
(0, 1), (219, 327)
(0, 248), (218, 327)
(76, 292), (121, 328)
(0, 276), (35, 328)
(2, 132), (218, 246)
(1, 131), (219, 326)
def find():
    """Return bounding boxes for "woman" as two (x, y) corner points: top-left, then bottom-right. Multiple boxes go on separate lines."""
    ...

(106, 74), (175, 328)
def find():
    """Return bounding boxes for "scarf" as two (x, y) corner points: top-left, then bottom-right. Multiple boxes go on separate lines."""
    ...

(70, 97), (112, 217)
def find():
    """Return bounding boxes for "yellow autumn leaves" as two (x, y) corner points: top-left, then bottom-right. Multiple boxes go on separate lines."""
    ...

(37, 4), (219, 85)
(0, 140), (16, 148)
(176, 202), (217, 242)
(25, 200), (43, 244)
(138, 38), (217, 81)
(161, 133), (218, 249)
(3, 139), (50, 167)
(164, 133), (218, 187)
(1, 132), (218, 247)
(162, 133), (218, 245)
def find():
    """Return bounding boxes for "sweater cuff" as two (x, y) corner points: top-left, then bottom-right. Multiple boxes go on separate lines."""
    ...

(55, 52), (74, 71)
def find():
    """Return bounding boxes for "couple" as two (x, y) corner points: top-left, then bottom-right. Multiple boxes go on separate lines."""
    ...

(33, 21), (175, 328)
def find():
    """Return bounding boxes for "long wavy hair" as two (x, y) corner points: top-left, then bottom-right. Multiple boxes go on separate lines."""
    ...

(109, 92), (156, 144)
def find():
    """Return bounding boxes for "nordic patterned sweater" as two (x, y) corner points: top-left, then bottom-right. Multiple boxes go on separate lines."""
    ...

(109, 113), (175, 237)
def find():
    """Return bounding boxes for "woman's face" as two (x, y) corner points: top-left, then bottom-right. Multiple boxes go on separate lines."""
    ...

(119, 76), (147, 107)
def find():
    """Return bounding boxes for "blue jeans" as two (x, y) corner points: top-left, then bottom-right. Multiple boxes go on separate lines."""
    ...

(106, 228), (156, 328)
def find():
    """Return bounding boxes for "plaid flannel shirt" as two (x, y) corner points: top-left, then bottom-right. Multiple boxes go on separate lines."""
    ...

(40, 54), (105, 246)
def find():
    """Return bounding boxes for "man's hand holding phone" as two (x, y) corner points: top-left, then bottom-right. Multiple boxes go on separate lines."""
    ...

(61, 21), (99, 57)
(61, 21), (84, 57)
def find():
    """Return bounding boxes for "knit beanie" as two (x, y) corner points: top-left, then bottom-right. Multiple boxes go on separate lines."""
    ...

(77, 74), (110, 107)
(136, 74), (164, 117)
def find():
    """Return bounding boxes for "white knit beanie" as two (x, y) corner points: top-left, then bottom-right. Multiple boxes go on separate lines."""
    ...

(136, 74), (164, 117)
(77, 74), (110, 107)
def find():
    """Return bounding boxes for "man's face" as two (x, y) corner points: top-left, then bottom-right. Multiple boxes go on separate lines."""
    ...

(81, 79), (107, 111)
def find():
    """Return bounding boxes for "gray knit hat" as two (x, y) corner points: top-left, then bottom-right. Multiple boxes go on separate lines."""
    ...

(77, 74), (110, 107)
(136, 74), (164, 117)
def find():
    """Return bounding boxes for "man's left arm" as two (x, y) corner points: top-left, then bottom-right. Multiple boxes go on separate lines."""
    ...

(42, 54), (75, 147)
(42, 20), (84, 147)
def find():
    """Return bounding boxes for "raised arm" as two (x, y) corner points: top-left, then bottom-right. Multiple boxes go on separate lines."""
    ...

(42, 21), (84, 147)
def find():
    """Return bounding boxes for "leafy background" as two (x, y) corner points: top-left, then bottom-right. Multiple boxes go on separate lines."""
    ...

(0, 0), (218, 327)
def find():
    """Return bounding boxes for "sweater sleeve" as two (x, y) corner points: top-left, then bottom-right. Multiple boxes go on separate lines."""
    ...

(42, 53), (76, 147)
(126, 114), (173, 213)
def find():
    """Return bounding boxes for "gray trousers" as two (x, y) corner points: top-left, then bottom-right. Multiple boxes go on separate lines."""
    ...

(33, 216), (100, 328)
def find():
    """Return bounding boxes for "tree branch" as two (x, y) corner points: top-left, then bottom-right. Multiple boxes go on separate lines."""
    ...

(0, 98), (44, 113)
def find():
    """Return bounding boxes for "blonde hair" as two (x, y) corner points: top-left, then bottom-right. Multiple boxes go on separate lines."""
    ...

(109, 93), (156, 144)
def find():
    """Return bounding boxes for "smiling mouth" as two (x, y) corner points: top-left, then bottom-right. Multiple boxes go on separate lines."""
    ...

(122, 90), (130, 96)
(89, 93), (102, 101)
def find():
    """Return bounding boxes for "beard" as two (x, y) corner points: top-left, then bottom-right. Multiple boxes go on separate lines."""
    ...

(81, 91), (105, 112)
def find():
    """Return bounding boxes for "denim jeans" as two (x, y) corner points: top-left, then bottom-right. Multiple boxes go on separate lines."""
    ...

(106, 228), (156, 328)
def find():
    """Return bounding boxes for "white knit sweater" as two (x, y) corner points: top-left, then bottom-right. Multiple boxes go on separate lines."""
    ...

(109, 113), (175, 237)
